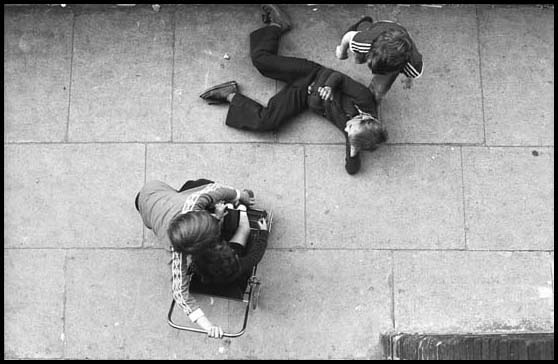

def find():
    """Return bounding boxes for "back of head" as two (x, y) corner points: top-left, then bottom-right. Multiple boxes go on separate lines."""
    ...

(348, 116), (388, 153)
(167, 210), (221, 254)
(367, 29), (412, 74)
(192, 241), (241, 284)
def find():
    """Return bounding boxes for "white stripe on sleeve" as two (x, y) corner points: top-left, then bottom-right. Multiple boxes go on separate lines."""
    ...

(403, 62), (422, 79)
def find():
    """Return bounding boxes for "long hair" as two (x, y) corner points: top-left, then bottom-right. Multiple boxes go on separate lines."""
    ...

(191, 241), (241, 284)
(167, 210), (221, 254)
(367, 29), (412, 74)
(348, 117), (388, 152)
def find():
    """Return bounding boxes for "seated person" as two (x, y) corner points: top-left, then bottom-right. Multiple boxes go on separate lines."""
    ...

(135, 178), (267, 339)
(200, 4), (388, 175)
(335, 15), (424, 103)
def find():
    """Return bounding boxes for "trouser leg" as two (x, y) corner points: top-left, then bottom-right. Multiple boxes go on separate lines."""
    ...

(225, 72), (315, 131)
(250, 26), (321, 83)
(178, 179), (214, 192)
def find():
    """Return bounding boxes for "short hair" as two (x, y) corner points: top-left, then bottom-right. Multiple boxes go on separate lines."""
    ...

(348, 117), (388, 152)
(167, 210), (221, 254)
(192, 241), (241, 284)
(367, 29), (412, 74)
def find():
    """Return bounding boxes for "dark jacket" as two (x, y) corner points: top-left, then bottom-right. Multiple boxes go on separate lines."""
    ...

(307, 67), (378, 132)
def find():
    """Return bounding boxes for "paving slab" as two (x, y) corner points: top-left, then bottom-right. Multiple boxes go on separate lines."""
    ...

(4, 144), (145, 248)
(69, 7), (173, 142)
(4, 249), (66, 359)
(3, 7), (73, 142)
(223, 249), (393, 359)
(394, 251), (554, 333)
(143, 143), (305, 249)
(306, 145), (464, 249)
(172, 4), (275, 143)
(462, 146), (554, 250)
(479, 6), (554, 146)
(375, 5), (484, 144)
(64, 249), (230, 359)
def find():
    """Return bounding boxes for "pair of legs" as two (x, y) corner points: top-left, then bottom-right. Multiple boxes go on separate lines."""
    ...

(224, 25), (322, 131)
(335, 17), (401, 102)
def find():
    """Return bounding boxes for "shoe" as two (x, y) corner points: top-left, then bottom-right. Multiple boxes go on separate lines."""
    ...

(345, 154), (361, 175)
(261, 4), (292, 33)
(199, 81), (238, 105)
(345, 15), (373, 33)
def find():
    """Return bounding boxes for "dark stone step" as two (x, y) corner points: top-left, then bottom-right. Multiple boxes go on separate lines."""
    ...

(382, 333), (554, 360)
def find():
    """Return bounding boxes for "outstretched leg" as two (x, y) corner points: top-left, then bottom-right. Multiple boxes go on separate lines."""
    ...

(250, 25), (321, 84)
(225, 71), (316, 131)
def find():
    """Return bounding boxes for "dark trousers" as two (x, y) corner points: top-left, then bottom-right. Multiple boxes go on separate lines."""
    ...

(177, 178), (214, 192)
(225, 26), (322, 131)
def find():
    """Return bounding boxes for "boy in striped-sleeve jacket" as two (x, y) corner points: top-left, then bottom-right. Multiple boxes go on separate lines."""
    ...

(335, 16), (423, 103)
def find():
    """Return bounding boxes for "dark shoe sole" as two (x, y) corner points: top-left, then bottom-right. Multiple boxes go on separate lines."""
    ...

(261, 4), (292, 31)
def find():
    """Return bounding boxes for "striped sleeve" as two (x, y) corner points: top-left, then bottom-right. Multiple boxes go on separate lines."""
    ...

(349, 38), (372, 54)
(171, 250), (204, 322)
(402, 46), (423, 79)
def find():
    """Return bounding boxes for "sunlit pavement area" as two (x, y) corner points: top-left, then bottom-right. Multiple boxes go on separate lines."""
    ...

(4, 4), (553, 359)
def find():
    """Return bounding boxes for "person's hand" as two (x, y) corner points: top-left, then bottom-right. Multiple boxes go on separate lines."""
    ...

(213, 201), (228, 220)
(256, 217), (268, 231)
(318, 86), (333, 101)
(240, 189), (255, 207)
(207, 325), (224, 339)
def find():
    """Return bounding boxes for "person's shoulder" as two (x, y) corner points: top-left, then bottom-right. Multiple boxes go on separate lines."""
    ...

(142, 180), (175, 193)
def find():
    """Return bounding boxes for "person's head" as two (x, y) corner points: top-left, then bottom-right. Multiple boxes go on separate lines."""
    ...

(344, 114), (388, 154)
(367, 29), (412, 74)
(167, 210), (221, 254)
(192, 241), (241, 284)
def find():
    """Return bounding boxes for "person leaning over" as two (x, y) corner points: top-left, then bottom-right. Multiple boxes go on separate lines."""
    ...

(335, 15), (423, 103)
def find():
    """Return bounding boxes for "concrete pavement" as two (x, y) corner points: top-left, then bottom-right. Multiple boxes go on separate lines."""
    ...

(4, 4), (554, 359)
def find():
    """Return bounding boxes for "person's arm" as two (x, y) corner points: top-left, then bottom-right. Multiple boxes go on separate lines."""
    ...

(402, 44), (423, 79)
(315, 70), (344, 101)
(324, 71), (344, 90)
(171, 251), (223, 338)
(337, 74), (376, 114)
(335, 30), (358, 60)
(228, 208), (251, 248)
(192, 185), (255, 211)
(237, 217), (269, 273)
